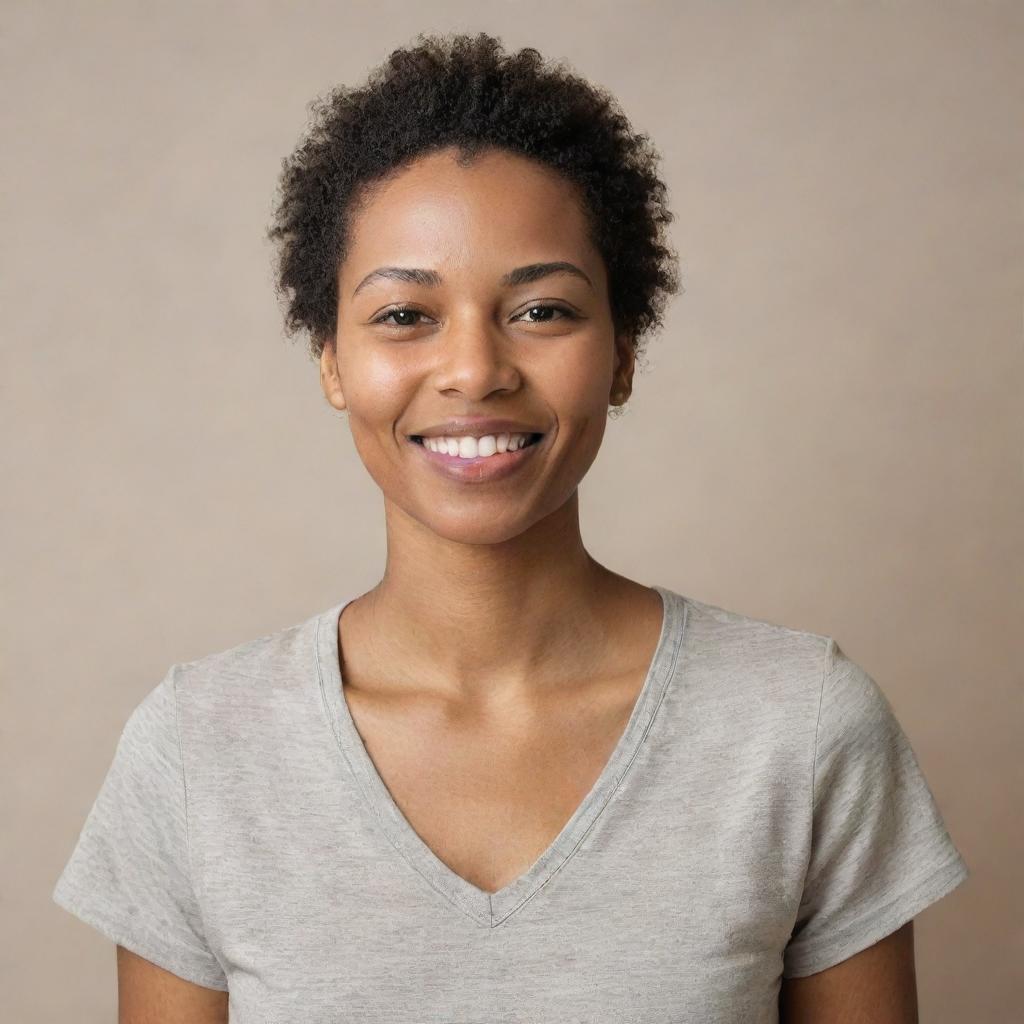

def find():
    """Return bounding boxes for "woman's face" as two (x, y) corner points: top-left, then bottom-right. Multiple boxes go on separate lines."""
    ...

(321, 145), (634, 545)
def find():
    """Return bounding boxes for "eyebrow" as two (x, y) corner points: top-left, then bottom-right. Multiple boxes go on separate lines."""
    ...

(351, 261), (593, 298)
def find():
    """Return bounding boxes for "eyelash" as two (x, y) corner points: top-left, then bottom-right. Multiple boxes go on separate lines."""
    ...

(371, 304), (579, 328)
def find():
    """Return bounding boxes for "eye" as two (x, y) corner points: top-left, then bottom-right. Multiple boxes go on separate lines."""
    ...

(515, 304), (578, 323)
(370, 303), (580, 329)
(372, 307), (429, 328)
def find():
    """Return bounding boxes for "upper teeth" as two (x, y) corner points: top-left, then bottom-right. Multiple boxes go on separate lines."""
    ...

(421, 432), (536, 458)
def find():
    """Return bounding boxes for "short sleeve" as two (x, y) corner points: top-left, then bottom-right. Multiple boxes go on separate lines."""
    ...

(51, 666), (228, 991)
(782, 639), (969, 978)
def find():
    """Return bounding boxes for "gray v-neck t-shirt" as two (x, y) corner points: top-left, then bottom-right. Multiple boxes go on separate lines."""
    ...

(52, 585), (969, 1021)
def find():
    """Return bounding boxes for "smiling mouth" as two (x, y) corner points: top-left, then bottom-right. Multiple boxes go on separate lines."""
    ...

(408, 432), (544, 451)
(405, 430), (547, 482)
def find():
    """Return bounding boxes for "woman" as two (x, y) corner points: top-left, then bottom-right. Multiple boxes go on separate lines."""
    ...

(52, 31), (968, 1022)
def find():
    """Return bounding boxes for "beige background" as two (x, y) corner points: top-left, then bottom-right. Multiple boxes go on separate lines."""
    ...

(3, 1), (1020, 1020)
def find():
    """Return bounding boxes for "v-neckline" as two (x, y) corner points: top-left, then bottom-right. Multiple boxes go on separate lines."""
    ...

(315, 584), (687, 928)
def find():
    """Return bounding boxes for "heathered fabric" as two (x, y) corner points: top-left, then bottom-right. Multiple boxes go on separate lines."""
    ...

(52, 584), (969, 1022)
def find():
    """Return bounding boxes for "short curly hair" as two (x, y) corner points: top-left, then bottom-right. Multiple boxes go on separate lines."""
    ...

(267, 31), (680, 376)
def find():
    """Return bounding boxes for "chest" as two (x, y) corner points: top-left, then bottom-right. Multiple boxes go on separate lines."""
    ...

(342, 674), (644, 894)
(194, 662), (801, 1024)
(187, 589), (812, 1021)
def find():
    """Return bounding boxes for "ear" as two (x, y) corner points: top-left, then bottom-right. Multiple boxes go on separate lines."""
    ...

(610, 332), (637, 405)
(319, 335), (348, 412)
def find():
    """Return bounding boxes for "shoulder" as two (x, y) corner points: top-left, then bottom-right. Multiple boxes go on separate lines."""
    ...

(679, 592), (830, 701)
(815, 638), (896, 741)
(161, 604), (335, 754)
(172, 606), (325, 702)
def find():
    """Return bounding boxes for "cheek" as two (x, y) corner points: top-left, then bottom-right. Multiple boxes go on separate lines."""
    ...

(340, 355), (416, 473)
(542, 334), (615, 418)
(343, 351), (413, 420)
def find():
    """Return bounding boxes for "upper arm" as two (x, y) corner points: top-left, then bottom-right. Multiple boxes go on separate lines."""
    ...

(117, 945), (229, 1024)
(779, 920), (918, 1023)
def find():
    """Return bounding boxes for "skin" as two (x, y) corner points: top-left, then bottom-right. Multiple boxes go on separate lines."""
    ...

(115, 144), (920, 1021)
(116, 945), (228, 1022)
(319, 145), (650, 710)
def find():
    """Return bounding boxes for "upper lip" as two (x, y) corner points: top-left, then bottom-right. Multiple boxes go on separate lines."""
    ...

(409, 418), (546, 440)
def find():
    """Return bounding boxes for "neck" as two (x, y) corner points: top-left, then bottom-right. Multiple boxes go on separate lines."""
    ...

(346, 491), (642, 702)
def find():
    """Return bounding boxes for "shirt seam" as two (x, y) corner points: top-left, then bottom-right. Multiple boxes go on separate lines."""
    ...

(170, 663), (226, 978)
(812, 638), (831, 806)
(313, 606), (494, 927)
(490, 592), (689, 927)
(803, 637), (831, 883)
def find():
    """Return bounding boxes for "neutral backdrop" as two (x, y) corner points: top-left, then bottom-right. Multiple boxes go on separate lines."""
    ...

(3, 2), (1020, 1021)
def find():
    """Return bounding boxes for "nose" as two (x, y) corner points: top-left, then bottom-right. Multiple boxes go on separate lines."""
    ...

(433, 312), (522, 401)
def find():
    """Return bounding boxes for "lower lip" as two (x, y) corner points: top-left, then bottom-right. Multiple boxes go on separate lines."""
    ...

(406, 434), (546, 483)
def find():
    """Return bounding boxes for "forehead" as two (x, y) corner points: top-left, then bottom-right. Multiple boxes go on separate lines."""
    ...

(341, 147), (599, 284)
